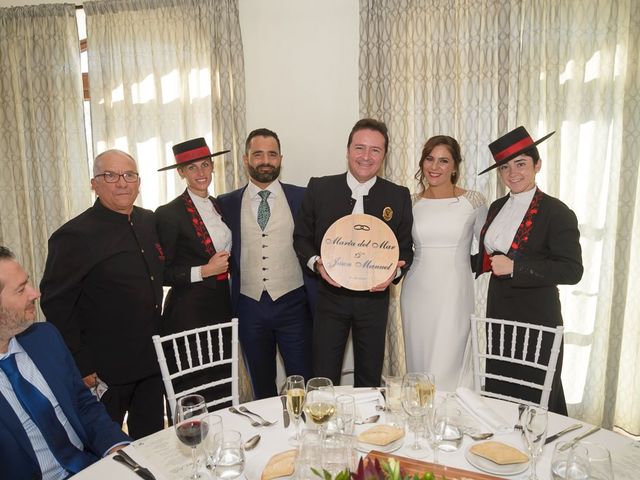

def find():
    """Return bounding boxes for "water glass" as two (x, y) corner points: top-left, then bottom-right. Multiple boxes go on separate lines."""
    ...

(432, 396), (463, 453)
(335, 395), (356, 435)
(202, 414), (223, 470)
(322, 434), (352, 476)
(213, 430), (245, 479)
(522, 406), (548, 480)
(296, 430), (323, 480)
(383, 375), (403, 413)
(584, 442), (613, 480)
(550, 441), (590, 479)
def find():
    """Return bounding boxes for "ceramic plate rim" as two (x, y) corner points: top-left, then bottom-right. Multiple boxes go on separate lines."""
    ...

(464, 444), (529, 476)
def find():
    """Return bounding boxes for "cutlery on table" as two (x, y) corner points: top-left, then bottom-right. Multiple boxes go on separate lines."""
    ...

(228, 406), (261, 427)
(243, 434), (261, 451)
(113, 451), (156, 480)
(559, 426), (601, 451)
(462, 428), (494, 441)
(355, 414), (380, 425)
(280, 395), (291, 428)
(239, 405), (278, 426)
(544, 423), (583, 445)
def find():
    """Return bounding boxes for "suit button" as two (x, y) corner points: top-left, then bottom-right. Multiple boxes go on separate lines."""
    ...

(150, 275), (154, 280)
(262, 256), (267, 260)
(141, 249), (144, 253)
(262, 267), (267, 271)
(262, 278), (267, 281)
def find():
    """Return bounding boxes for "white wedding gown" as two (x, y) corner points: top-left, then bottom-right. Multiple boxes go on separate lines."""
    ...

(400, 190), (487, 391)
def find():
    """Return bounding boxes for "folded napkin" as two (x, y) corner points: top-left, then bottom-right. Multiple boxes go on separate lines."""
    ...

(455, 387), (513, 434)
(350, 390), (384, 404)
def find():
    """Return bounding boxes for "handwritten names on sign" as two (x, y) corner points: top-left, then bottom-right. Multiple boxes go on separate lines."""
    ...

(321, 214), (399, 291)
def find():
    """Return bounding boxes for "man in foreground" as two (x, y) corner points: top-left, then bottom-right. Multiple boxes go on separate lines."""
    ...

(218, 128), (315, 398)
(0, 246), (129, 479)
(293, 118), (413, 386)
(40, 149), (164, 438)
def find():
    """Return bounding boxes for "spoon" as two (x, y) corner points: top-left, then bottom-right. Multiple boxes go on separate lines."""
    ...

(243, 434), (261, 451)
(355, 414), (380, 425)
(463, 429), (494, 441)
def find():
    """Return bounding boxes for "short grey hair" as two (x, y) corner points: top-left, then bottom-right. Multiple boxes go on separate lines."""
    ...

(93, 149), (138, 176)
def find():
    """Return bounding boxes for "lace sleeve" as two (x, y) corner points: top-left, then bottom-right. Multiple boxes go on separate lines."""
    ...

(464, 189), (487, 209)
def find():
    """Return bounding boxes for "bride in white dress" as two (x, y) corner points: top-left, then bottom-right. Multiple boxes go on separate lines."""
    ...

(400, 136), (487, 391)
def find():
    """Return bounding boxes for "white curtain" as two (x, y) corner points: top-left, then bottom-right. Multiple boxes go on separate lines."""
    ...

(84, 0), (247, 209)
(360, 0), (640, 433)
(0, 4), (90, 304)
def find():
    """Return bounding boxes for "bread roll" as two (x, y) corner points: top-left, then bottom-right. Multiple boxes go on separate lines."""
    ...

(357, 424), (404, 446)
(470, 441), (529, 465)
(261, 449), (297, 480)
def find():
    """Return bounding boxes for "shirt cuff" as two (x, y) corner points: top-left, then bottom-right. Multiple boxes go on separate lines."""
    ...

(395, 267), (402, 279)
(191, 266), (204, 283)
(307, 255), (319, 272)
(102, 441), (131, 457)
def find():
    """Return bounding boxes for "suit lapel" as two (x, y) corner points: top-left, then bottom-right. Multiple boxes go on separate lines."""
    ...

(507, 188), (544, 259)
(0, 391), (38, 466)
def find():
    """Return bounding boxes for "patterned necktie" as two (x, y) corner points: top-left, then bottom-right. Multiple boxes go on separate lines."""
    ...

(0, 354), (91, 473)
(257, 190), (271, 230)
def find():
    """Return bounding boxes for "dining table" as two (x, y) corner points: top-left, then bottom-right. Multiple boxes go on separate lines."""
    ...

(71, 387), (638, 480)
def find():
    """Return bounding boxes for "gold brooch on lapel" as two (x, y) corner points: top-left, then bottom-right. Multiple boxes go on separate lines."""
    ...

(383, 207), (393, 222)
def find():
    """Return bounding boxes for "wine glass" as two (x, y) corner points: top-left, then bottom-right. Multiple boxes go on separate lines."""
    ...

(304, 377), (335, 441)
(522, 406), (548, 480)
(212, 430), (245, 479)
(401, 372), (433, 457)
(174, 394), (209, 479)
(286, 375), (306, 445)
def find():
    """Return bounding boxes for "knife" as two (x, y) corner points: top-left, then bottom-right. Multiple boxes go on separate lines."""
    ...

(544, 423), (583, 444)
(280, 395), (290, 428)
(113, 451), (156, 480)
(558, 426), (601, 451)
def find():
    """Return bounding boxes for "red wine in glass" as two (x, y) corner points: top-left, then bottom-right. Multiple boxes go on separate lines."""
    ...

(176, 419), (209, 447)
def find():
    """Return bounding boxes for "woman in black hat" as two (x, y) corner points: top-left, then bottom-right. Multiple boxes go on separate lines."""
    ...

(474, 126), (583, 414)
(155, 138), (233, 412)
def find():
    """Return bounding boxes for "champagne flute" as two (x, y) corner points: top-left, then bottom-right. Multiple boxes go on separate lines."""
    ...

(304, 377), (335, 441)
(286, 374), (306, 445)
(522, 406), (548, 480)
(401, 372), (433, 457)
(175, 394), (209, 480)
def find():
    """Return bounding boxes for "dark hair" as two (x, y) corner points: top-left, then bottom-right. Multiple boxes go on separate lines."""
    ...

(245, 128), (281, 153)
(414, 136), (463, 195)
(0, 246), (15, 293)
(521, 146), (541, 164)
(347, 118), (389, 154)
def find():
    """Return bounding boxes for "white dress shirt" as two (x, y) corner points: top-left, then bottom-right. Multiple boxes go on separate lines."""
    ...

(246, 179), (282, 220)
(484, 186), (537, 254)
(187, 188), (233, 282)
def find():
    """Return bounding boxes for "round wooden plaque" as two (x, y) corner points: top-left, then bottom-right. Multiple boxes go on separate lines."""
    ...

(321, 213), (399, 291)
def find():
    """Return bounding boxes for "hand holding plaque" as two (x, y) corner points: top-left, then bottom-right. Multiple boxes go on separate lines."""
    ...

(320, 214), (400, 291)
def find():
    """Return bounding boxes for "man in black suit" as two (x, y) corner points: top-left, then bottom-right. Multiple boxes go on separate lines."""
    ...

(40, 149), (164, 439)
(218, 128), (315, 399)
(293, 118), (413, 387)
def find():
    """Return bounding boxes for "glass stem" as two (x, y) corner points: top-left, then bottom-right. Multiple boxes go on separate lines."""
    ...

(294, 415), (300, 441)
(191, 446), (198, 479)
(529, 453), (537, 480)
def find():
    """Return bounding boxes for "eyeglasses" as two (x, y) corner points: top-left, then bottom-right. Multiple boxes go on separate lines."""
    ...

(94, 171), (139, 183)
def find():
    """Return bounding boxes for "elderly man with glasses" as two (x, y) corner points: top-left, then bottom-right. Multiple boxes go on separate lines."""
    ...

(40, 149), (165, 439)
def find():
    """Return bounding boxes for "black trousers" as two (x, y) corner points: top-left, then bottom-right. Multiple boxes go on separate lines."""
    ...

(312, 283), (389, 387)
(101, 373), (164, 439)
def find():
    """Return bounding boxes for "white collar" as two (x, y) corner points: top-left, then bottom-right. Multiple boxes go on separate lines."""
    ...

(346, 171), (377, 193)
(509, 186), (537, 205)
(0, 336), (23, 360)
(187, 188), (211, 204)
(247, 180), (282, 199)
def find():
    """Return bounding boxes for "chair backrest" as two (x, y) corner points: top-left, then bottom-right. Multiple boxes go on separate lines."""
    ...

(152, 318), (239, 419)
(469, 315), (564, 409)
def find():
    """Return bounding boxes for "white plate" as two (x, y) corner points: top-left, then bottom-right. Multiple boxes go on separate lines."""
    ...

(356, 435), (405, 454)
(464, 444), (529, 476)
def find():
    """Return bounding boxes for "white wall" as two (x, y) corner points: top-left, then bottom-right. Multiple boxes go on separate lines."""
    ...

(0, 0), (360, 187)
(240, 0), (359, 186)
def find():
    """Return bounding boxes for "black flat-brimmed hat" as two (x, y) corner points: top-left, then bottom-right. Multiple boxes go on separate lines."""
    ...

(479, 126), (555, 175)
(158, 137), (230, 171)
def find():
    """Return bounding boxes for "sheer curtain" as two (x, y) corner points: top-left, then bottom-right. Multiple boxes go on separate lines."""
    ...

(84, 0), (247, 209)
(0, 4), (90, 304)
(360, 0), (640, 432)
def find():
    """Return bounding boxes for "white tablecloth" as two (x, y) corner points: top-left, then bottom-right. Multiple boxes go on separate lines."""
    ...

(71, 387), (633, 480)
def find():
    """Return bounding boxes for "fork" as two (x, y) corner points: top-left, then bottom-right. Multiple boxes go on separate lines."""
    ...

(239, 406), (278, 426)
(228, 407), (261, 427)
